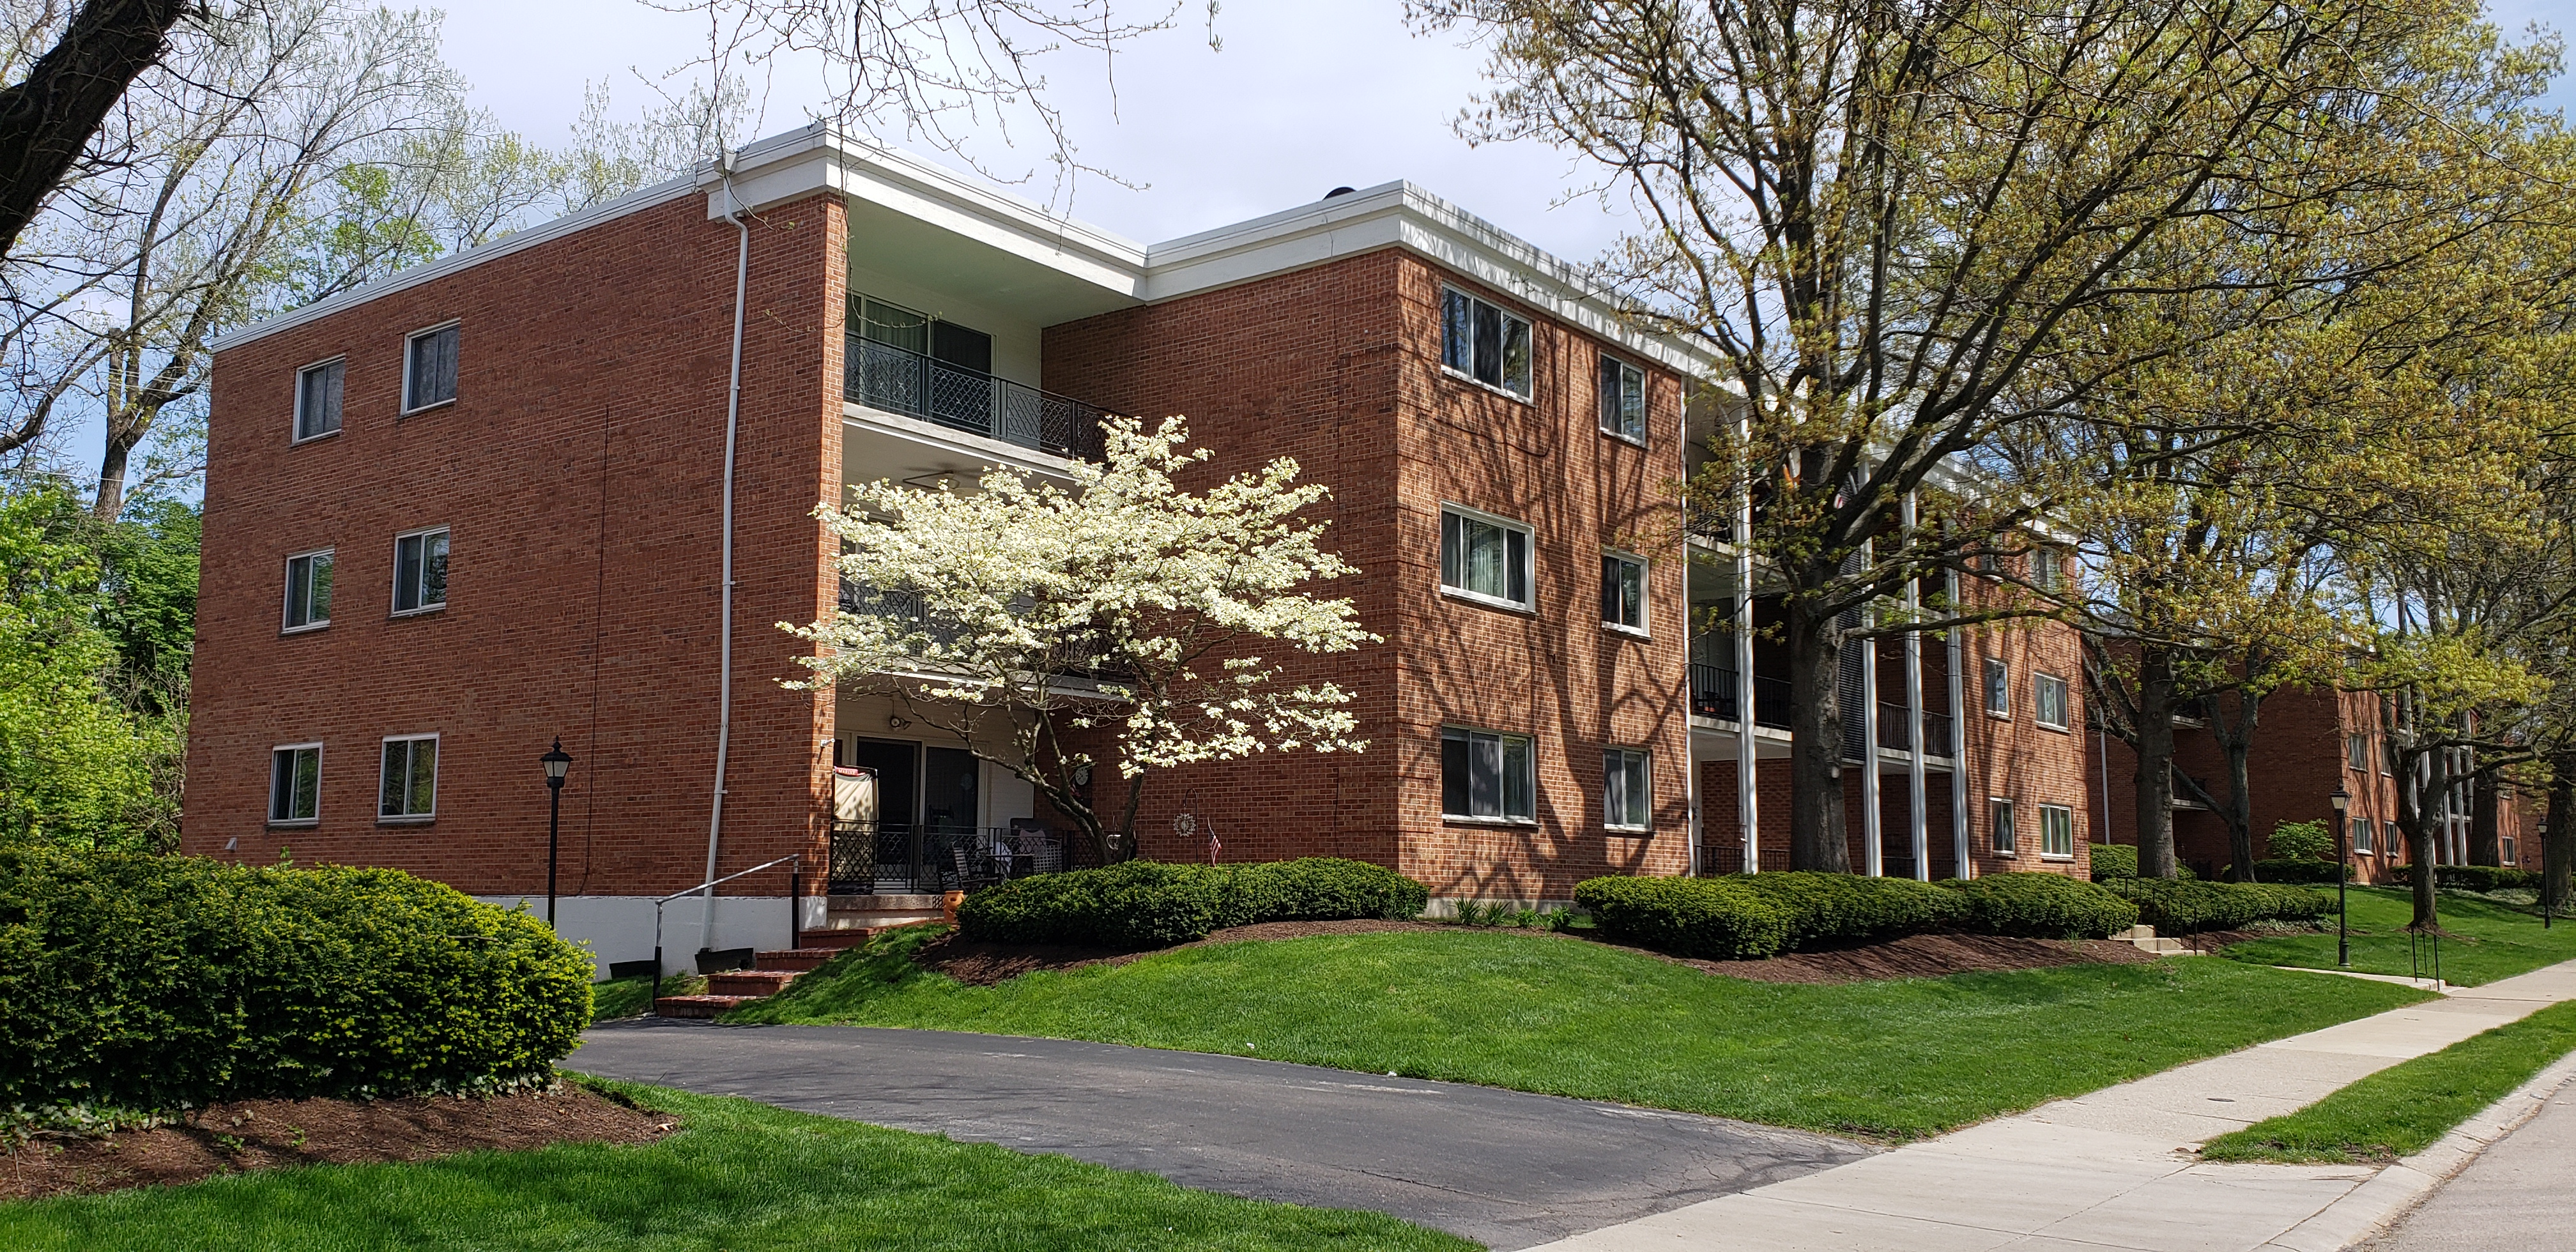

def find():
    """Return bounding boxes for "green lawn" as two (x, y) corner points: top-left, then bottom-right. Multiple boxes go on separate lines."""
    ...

(2221, 886), (2576, 987)
(0, 1081), (1471, 1252)
(2202, 998), (2576, 1163)
(588, 973), (701, 1021)
(728, 926), (2428, 1140)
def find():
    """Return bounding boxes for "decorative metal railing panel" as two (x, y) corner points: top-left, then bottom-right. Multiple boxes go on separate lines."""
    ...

(845, 335), (1107, 461)
(829, 821), (1069, 894)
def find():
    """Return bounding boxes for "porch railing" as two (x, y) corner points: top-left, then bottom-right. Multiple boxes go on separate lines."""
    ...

(1687, 664), (1792, 730)
(845, 334), (1107, 461)
(829, 821), (1070, 894)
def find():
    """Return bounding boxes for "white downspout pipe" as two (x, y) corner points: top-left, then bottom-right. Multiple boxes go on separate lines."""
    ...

(700, 154), (751, 954)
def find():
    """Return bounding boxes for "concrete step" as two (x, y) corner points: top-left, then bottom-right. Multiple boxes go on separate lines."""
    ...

(756, 948), (841, 972)
(2117, 925), (2158, 942)
(824, 910), (946, 929)
(705, 970), (799, 996)
(2133, 938), (2192, 954)
(652, 994), (762, 1019)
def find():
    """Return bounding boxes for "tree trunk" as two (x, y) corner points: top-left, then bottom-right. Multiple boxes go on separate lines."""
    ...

(93, 422), (136, 520)
(2547, 751), (2574, 916)
(2218, 688), (2261, 883)
(0, 0), (192, 259)
(1785, 595), (1851, 872)
(2469, 771), (2499, 866)
(2404, 748), (2449, 930)
(2133, 647), (2179, 879)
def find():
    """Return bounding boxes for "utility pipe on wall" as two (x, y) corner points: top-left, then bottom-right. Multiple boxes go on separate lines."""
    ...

(700, 152), (751, 954)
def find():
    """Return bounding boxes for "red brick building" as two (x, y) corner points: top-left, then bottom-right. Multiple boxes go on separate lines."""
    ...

(2091, 684), (2539, 882)
(185, 126), (2094, 973)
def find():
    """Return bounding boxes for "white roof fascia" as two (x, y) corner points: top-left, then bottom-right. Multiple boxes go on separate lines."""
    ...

(1138, 180), (1719, 378)
(206, 172), (701, 354)
(711, 124), (1147, 300)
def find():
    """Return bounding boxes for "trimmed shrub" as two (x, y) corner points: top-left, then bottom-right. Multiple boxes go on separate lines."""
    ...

(1230, 857), (1429, 924)
(2250, 858), (2351, 885)
(1942, 873), (2140, 938)
(1573, 876), (1790, 960)
(956, 857), (1428, 948)
(1733, 871), (1967, 947)
(2386, 864), (2538, 893)
(2089, 844), (2195, 881)
(0, 850), (593, 1115)
(2099, 877), (2333, 933)
(2268, 820), (2335, 863)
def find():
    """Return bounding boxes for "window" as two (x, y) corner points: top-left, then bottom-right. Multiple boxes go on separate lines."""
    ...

(2347, 733), (2370, 770)
(2040, 804), (2075, 859)
(1598, 356), (1646, 441)
(2034, 674), (2070, 729)
(1439, 287), (1533, 399)
(402, 323), (459, 411)
(1441, 727), (1534, 822)
(1984, 658), (2010, 718)
(392, 527), (448, 613)
(269, 744), (321, 825)
(2384, 820), (2402, 852)
(1604, 748), (1650, 830)
(2503, 836), (2518, 865)
(295, 359), (343, 441)
(283, 549), (334, 630)
(1441, 506), (1531, 610)
(1991, 798), (2017, 855)
(1600, 552), (1646, 632)
(379, 734), (438, 820)
(2033, 547), (2064, 592)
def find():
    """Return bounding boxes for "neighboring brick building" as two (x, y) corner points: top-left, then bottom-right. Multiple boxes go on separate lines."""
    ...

(186, 125), (2092, 973)
(2091, 683), (2538, 883)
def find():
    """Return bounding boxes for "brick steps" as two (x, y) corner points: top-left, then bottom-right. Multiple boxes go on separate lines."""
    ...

(652, 994), (763, 1018)
(650, 920), (944, 1018)
(753, 948), (842, 972)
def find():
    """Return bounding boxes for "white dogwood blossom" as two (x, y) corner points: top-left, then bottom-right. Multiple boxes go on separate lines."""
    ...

(786, 416), (1376, 864)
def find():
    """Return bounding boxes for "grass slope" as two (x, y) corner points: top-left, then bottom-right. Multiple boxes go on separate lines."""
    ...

(588, 974), (700, 1021)
(0, 1081), (1471, 1252)
(730, 927), (2426, 1140)
(2202, 998), (2576, 1163)
(2221, 887), (2576, 987)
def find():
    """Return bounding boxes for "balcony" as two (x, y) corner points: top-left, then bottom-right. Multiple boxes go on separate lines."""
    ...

(1690, 664), (1791, 729)
(845, 334), (1107, 461)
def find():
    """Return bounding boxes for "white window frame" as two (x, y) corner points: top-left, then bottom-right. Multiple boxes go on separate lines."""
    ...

(390, 525), (449, 616)
(2503, 836), (2518, 865)
(2384, 820), (2402, 853)
(282, 547), (334, 632)
(269, 742), (323, 826)
(1439, 503), (1535, 613)
(400, 319), (460, 414)
(1990, 797), (2016, 856)
(1604, 747), (1651, 832)
(1600, 549), (1648, 636)
(2352, 814), (2375, 855)
(1597, 355), (1647, 443)
(1438, 285), (1534, 402)
(2039, 804), (2076, 860)
(2034, 547), (2064, 592)
(293, 356), (345, 443)
(2347, 733), (2370, 770)
(2034, 673), (2071, 731)
(1984, 657), (2010, 719)
(1441, 725), (1537, 825)
(378, 733), (440, 821)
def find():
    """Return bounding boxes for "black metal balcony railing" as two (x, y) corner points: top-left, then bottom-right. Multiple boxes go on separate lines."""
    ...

(845, 334), (1107, 461)
(1685, 502), (1734, 544)
(1876, 701), (1912, 751)
(829, 821), (1070, 894)
(1690, 664), (1793, 729)
(1923, 710), (1954, 756)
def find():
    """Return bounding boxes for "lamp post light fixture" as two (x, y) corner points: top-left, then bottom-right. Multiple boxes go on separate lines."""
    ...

(2329, 783), (2351, 967)
(541, 738), (572, 928)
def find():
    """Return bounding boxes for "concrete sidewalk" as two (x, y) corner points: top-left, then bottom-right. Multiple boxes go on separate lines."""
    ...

(1528, 959), (2576, 1252)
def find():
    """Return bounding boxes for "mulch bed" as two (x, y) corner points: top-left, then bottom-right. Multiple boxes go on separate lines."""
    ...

(914, 919), (2161, 988)
(1, 1083), (675, 1202)
(1614, 931), (2165, 984)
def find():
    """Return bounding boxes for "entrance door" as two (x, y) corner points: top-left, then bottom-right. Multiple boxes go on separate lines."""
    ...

(923, 747), (978, 834)
(843, 738), (920, 892)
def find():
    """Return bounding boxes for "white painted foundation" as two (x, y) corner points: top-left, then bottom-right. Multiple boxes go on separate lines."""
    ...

(477, 894), (833, 979)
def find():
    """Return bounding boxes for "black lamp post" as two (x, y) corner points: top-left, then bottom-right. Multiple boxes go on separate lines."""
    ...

(541, 738), (572, 928)
(2330, 783), (2351, 967)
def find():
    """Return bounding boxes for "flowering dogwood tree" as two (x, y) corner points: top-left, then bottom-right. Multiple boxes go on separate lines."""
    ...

(787, 416), (1375, 866)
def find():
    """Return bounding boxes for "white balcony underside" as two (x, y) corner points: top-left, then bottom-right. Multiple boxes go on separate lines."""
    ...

(842, 402), (1078, 496)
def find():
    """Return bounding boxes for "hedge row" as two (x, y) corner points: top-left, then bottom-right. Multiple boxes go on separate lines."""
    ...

(2388, 864), (2538, 893)
(1574, 871), (2143, 961)
(1, 850), (594, 1114)
(2248, 858), (2352, 885)
(2088, 844), (2196, 881)
(954, 857), (1429, 948)
(2097, 877), (2334, 933)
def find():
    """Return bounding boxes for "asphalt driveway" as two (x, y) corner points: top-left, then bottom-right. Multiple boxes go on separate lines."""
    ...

(574, 1019), (1871, 1250)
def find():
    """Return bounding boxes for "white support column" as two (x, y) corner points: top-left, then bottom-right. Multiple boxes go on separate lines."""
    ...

(1903, 494), (1929, 880)
(1948, 568), (1972, 880)
(1860, 567), (1883, 877)
(1736, 505), (1759, 874)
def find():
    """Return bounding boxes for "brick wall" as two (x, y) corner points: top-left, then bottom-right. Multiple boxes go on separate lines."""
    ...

(183, 191), (848, 900)
(1044, 249), (1691, 899)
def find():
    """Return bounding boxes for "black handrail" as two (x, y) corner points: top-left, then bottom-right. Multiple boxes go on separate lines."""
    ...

(845, 334), (1107, 460)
